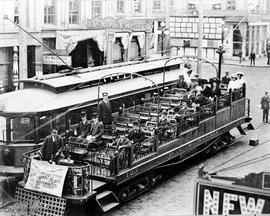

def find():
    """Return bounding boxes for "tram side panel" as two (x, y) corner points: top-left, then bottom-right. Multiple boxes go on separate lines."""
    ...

(115, 98), (248, 185)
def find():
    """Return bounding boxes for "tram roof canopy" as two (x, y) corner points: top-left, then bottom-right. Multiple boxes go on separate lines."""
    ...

(21, 58), (184, 93)
(0, 67), (188, 113)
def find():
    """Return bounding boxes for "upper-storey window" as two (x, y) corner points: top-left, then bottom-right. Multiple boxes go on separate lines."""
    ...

(44, 0), (55, 24)
(117, 0), (125, 14)
(92, 0), (102, 18)
(69, 0), (79, 24)
(226, 0), (236, 10)
(153, 0), (161, 11)
(134, 0), (142, 14)
(0, 116), (6, 142)
(14, 0), (19, 24)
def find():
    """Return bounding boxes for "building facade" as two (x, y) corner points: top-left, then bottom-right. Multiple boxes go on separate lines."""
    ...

(169, 0), (270, 60)
(0, 0), (173, 92)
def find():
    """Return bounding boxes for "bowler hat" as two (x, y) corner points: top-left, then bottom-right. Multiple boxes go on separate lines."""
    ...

(92, 112), (98, 119)
(102, 92), (108, 96)
(80, 111), (87, 117)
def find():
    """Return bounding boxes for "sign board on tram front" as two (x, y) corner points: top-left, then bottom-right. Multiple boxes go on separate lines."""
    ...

(195, 180), (270, 215)
(43, 55), (72, 66)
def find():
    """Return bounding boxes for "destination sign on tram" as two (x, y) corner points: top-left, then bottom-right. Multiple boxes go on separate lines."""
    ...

(195, 182), (270, 215)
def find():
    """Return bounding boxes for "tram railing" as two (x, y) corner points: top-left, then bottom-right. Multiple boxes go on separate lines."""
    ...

(216, 94), (231, 110)
(198, 103), (216, 121)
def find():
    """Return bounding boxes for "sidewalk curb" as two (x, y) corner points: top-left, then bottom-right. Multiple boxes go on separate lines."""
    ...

(212, 61), (270, 68)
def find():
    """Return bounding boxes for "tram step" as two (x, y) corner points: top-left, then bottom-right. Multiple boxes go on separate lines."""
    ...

(102, 202), (119, 212)
(96, 190), (119, 212)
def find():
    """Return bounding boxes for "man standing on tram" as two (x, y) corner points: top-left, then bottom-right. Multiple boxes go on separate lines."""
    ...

(40, 129), (63, 162)
(98, 92), (113, 125)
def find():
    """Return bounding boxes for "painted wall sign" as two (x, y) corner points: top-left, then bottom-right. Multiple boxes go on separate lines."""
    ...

(43, 55), (72, 66)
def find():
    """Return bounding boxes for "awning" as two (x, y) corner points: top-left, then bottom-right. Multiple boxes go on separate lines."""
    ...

(56, 30), (106, 54)
(113, 32), (129, 49)
(130, 32), (145, 49)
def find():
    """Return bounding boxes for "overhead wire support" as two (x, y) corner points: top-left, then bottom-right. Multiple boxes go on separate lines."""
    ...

(3, 15), (73, 71)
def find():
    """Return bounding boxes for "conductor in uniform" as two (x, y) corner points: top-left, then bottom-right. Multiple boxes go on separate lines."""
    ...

(98, 92), (112, 125)
(261, 90), (270, 123)
(40, 129), (63, 161)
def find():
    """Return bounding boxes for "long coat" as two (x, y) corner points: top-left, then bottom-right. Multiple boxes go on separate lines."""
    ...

(261, 96), (270, 110)
(98, 100), (112, 124)
(40, 135), (63, 161)
(77, 120), (91, 138)
(127, 129), (145, 144)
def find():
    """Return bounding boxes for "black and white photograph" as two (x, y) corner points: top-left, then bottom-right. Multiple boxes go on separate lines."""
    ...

(0, 0), (270, 215)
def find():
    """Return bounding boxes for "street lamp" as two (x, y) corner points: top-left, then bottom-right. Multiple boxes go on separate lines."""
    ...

(216, 45), (225, 80)
(160, 21), (169, 57)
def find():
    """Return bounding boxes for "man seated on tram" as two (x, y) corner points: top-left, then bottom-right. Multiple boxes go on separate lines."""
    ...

(174, 99), (190, 116)
(108, 131), (131, 151)
(40, 129), (64, 162)
(75, 111), (91, 139)
(221, 70), (231, 85)
(158, 110), (170, 143)
(127, 121), (145, 144)
(193, 86), (210, 108)
(175, 74), (189, 90)
(87, 113), (104, 148)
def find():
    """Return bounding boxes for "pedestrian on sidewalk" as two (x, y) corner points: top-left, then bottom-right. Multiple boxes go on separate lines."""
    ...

(238, 50), (242, 64)
(250, 50), (256, 66)
(261, 90), (270, 123)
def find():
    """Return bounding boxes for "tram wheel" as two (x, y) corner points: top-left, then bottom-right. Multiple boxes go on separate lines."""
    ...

(117, 188), (129, 203)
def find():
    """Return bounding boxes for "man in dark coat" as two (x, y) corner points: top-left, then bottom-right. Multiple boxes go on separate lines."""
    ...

(175, 74), (188, 90)
(87, 113), (104, 146)
(127, 121), (145, 144)
(221, 70), (231, 85)
(98, 92), (112, 125)
(261, 90), (270, 123)
(40, 129), (63, 161)
(76, 111), (91, 139)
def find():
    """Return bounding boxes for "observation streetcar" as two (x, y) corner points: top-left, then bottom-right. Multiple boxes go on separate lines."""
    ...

(1, 56), (252, 215)
(0, 58), (182, 177)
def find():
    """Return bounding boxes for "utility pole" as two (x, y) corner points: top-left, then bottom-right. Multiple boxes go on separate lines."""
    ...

(197, 0), (203, 76)
(18, 0), (28, 81)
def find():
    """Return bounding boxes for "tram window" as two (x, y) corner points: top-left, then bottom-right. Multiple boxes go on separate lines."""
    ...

(55, 113), (66, 134)
(0, 116), (6, 141)
(263, 173), (270, 189)
(39, 115), (52, 140)
(123, 96), (134, 108)
(10, 117), (34, 141)
(111, 99), (123, 113)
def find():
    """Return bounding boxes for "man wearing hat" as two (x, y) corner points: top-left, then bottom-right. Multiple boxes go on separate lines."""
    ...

(221, 70), (231, 85)
(87, 113), (104, 147)
(109, 130), (131, 151)
(175, 74), (188, 90)
(127, 121), (145, 144)
(40, 129), (63, 162)
(158, 110), (169, 143)
(261, 91), (270, 123)
(76, 111), (91, 139)
(98, 92), (112, 125)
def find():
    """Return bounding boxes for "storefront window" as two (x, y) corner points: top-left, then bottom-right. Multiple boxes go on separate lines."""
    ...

(39, 115), (52, 140)
(0, 116), (6, 141)
(69, 0), (79, 24)
(10, 117), (34, 141)
(44, 0), (55, 24)
(92, 1), (102, 18)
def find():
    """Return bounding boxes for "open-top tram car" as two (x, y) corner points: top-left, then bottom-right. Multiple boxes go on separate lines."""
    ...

(0, 57), (184, 178)
(14, 68), (253, 215)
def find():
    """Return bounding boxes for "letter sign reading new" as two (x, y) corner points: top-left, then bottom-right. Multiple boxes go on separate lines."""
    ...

(196, 183), (270, 215)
